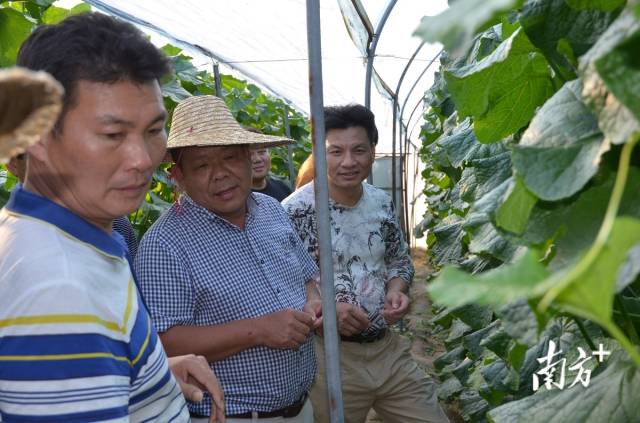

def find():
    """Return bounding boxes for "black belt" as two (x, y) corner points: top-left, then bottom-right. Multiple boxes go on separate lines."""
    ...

(224, 392), (307, 419)
(340, 328), (387, 343)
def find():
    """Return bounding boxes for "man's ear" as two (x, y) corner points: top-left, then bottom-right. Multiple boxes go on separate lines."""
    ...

(26, 132), (53, 163)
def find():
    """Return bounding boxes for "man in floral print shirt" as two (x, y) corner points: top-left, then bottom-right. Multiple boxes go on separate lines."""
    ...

(283, 104), (449, 423)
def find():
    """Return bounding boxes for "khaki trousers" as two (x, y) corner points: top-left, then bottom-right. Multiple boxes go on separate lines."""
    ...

(191, 398), (313, 423)
(311, 332), (449, 423)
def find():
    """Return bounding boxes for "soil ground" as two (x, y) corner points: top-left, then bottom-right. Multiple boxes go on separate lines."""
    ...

(365, 248), (464, 422)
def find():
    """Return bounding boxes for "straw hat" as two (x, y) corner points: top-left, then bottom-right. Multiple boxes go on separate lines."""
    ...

(0, 67), (63, 164)
(167, 95), (294, 150)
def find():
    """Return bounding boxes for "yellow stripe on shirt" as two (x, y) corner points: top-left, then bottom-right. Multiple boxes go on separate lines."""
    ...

(0, 280), (136, 334)
(0, 319), (151, 367)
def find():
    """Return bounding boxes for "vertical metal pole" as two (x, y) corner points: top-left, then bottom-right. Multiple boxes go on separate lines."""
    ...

(283, 105), (296, 190)
(306, 1), (344, 422)
(398, 122), (407, 240)
(391, 97), (398, 208)
(213, 62), (222, 97)
(403, 130), (411, 246)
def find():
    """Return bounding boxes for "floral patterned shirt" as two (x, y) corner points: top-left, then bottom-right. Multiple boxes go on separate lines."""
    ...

(283, 182), (413, 336)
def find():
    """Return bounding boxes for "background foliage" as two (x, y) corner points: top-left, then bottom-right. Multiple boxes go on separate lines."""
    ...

(415, 0), (640, 421)
(0, 0), (311, 237)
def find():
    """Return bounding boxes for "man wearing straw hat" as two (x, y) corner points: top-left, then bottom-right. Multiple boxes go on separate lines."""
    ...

(135, 95), (322, 422)
(0, 14), (224, 423)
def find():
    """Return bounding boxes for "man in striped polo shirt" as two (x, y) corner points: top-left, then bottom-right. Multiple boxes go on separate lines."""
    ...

(0, 13), (223, 423)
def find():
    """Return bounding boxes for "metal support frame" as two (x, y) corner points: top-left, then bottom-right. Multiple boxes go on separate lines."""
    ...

(395, 50), (442, 244)
(403, 130), (411, 246)
(399, 50), (442, 126)
(399, 122), (409, 245)
(364, 0), (396, 109)
(306, 1), (345, 422)
(283, 105), (296, 190)
(363, 0), (396, 185)
(213, 62), (222, 97)
(391, 41), (425, 235)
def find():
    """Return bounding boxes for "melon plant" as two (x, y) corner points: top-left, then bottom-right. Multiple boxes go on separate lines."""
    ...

(415, 0), (640, 421)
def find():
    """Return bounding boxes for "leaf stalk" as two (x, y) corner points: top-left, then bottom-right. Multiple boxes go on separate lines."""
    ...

(539, 133), (640, 310)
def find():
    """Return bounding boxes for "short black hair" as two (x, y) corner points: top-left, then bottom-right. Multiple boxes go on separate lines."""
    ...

(17, 12), (170, 129)
(324, 104), (378, 146)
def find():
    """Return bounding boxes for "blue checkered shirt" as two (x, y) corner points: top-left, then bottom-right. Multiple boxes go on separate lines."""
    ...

(134, 192), (318, 417)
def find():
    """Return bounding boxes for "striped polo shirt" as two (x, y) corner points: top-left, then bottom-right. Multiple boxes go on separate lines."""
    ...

(0, 187), (189, 422)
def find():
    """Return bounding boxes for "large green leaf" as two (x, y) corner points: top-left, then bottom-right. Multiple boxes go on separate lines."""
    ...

(446, 318), (474, 346)
(41, 3), (90, 24)
(581, 68), (640, 145)
(496, 299), (540, 346)
(459, 152), (512, 203)
(555, 217), (640, 326)
(481, 326), (514, 360)
(465, 178), (513, 229)
(431, 217), (467, 266)
(522, 167), (640, 270)
(444, 28), (554, 142)
(519, 0), (623, 81)
(413, 0), (523, 55)
(488, 355), (640, 423)
(434, 346), (466, 372)
(495, 176), (538, 235)
(616, 243), (640, 292)
(452, 303), (495, 330)
(480, 356), (520, 394)
(31, 0), (56, 6)
(161, 77), (192, 102)
(463, 177), (526, 262)
(436, 118), (507, 168)
(468, 222), (523, 262)
(0, 7), (33, 67)
(579, 11), (640, 144)
(464, 321), (500, 359)
(458, 388), (490, 421)
(462, 185), (524, 262)
(566, 0), (627, 11)
(171, 55), (204, 86)
(512, 80), (606, 201)
(593, 20), (640, 122)
(437, 376), (464, 399)
(429, 249), (551, 308)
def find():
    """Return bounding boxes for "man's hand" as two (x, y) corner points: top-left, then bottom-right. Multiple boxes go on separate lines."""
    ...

(168, 354), (225, 423)
(258, 309), (315, 349)
(382, 287), (410, 326)
(303, 299), (323, 331)
(336, 302), (370, 336)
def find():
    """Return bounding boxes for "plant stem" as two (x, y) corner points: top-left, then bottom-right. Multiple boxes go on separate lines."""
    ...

(615, 294), (640, 344)
(603, 320), (640, 368)
(539, 134), (640, 310)
(573, 317), (597, 352)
